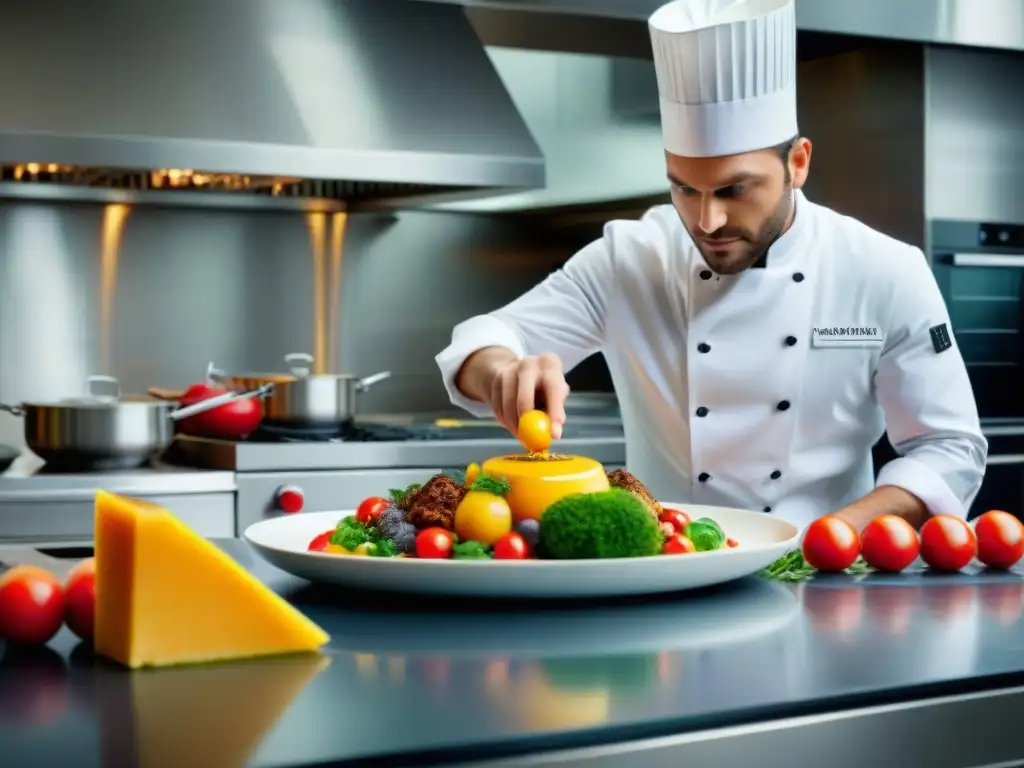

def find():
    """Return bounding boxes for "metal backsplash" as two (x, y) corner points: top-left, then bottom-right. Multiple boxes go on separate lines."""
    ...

(925, 46), (1024, 225)
(0, 202), (572, 449)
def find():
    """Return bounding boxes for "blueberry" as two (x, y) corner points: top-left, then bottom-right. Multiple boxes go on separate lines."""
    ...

(513, 518), (540, 550)
(376, 507), (408, 538)
(390, 523), (417, 555)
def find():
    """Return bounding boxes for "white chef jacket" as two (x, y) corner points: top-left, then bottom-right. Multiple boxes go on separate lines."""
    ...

(435, 190), (988, 528)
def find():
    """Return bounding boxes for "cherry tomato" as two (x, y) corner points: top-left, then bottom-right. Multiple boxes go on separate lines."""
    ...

(454, 490), (512, 546)
(920, 515), (976, 572)
(974, 510), (1024, 570)
(493, 532), (531, 560)
(658, 509), (691, 533)
(415, 527), (455, 559)
(308, 530), (335, 552)
(801, 515), (861, 572)
(663, 533), (696, 555)
(726, 537), (739, 548)
(517, 410), (552, 453)
(63, 558), (96, 643)
(860, 514), (920, 572)
(464, 462), (481, 487)
(0, 566), (65, 646)
(355, 497), (390, 525)
(658, 521), (675, 537)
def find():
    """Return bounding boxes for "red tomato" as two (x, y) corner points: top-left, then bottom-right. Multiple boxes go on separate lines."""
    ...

(415, 527), (454, 559)
(63, 559), (96, 643)
(308, 530), (334, 552)
(801, 515), (861, 572)
(493, 532), (530, 560)
(974, 510), (1024, 570)
(920, 515), (976, 572)
(860, 515), (920, 572)
(663, 533), (696, 555)
(658, 509), (691, 532)
(726, 537), (740, 548)
(0, 566), (65, 646)
(356, 497), (390, 525)
(177, 382), (263, 439)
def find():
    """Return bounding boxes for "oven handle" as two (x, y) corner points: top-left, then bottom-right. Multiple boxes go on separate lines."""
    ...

(951, 253), (1024, 268)
(985, 454), (1024, 466)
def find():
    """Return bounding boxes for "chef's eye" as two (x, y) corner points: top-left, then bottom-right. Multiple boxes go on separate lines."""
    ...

(671, 184), (696, 197)
(715, 185), (746, 198)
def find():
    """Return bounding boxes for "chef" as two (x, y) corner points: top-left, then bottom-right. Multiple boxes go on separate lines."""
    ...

(435, 0), (987, 531)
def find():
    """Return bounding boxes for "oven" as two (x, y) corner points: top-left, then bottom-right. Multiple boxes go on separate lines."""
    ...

(931, 220), (1024, 520)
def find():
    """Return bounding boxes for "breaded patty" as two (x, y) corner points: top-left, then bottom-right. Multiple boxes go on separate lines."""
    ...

(606, 468), (662, 518)
(405, 473), (467, 531)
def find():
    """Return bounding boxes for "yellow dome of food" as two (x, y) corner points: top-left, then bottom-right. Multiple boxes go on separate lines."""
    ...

(480, 453), (609, 523)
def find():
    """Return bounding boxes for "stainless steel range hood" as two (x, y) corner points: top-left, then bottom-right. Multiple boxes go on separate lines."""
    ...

(0, 0), (545, 209)
(421, 0), (1024, 53)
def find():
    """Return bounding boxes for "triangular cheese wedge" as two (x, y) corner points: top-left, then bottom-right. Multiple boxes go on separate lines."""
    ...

(94, 490), (329, 669)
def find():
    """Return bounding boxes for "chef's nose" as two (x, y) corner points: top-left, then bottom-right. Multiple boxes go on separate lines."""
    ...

(698, 196), (727, 234)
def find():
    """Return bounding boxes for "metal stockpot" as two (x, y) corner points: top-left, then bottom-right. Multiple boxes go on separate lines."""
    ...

(0, 375), (270, 470)
(215, 354), (391, 427)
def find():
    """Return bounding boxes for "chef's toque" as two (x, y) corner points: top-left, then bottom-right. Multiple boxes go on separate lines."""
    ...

(648, 0), (798, 158)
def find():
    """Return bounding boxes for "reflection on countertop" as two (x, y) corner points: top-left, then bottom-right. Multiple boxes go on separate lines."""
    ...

(2, 542), (1024, 767)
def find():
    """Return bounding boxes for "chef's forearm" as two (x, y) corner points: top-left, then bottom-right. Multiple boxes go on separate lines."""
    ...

(836, 485), (929, 531)
(454, 346), (519, 404)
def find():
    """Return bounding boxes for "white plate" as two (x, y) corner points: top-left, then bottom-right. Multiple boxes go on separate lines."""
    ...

(244, 503), (799, 598)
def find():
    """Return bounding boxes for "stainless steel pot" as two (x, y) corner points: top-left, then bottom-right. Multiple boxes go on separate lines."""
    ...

(0, 375), (271, 470)
(213, 354), (391, 427)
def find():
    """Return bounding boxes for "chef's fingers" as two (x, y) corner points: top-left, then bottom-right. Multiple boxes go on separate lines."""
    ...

(515, 361), (541, 430)
(490, 367), (513, 432)
(537, 353), (568, 439)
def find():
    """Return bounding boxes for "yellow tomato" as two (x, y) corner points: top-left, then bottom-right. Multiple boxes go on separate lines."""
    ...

(465, 462), (481, 486)
(325, 542), (376, 556)
(518, 410), (552, 454)
(454, 491), (513, 545)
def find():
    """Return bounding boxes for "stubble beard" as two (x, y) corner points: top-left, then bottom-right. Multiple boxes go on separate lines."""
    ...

(693, 183), (795, 276)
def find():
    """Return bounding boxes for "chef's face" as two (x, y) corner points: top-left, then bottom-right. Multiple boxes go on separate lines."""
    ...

(667, 138), (812, 275)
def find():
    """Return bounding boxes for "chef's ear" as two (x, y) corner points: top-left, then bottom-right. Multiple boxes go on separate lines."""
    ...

(789, 137), (813, 189)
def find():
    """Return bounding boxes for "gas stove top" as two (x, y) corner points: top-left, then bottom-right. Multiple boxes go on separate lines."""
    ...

(167, 418), (626, 472)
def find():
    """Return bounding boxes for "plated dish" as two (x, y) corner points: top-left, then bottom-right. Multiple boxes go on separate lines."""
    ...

(243, 411), (799, 597)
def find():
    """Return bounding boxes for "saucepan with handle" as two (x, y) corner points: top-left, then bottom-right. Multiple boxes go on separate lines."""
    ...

(213, 353), (392, 428)
(0, 375), (272, 470)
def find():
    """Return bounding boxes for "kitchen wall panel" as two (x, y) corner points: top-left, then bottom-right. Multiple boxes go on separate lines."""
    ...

(0, 200), (573, 449)
(925, 45), (1024, 225)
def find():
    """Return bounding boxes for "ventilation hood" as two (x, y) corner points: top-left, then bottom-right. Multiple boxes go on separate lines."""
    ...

(0, 0), (545, 209)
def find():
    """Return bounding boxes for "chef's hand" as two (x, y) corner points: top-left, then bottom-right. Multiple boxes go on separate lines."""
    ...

(490, 353), (570, 440)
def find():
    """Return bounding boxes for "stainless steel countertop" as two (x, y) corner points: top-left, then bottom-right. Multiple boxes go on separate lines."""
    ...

(1, 542), (1023, 767)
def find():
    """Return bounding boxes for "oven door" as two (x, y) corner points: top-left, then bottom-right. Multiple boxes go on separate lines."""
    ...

(932, 251), (1024, 419)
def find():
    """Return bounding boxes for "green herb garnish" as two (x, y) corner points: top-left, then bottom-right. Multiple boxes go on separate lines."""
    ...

(469, 474), (511, 496)
(760, 549), (874, 582)
(329, 517), (396, 557)
(388, 482), (422, 506)
(452, 540), (492, 560)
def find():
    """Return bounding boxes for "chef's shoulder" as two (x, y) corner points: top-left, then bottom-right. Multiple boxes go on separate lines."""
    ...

(580, 203), (681, 280)
(815, 204), (934, 316)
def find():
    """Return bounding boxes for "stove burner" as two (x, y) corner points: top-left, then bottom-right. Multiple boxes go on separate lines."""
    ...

(253, 423), (346, 443)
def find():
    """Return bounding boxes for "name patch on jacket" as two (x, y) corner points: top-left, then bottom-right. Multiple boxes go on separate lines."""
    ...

(930, 323), (952, 354)
(811, 326), (884, 348)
